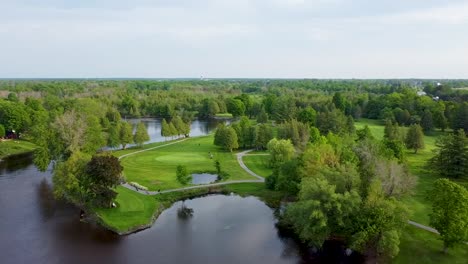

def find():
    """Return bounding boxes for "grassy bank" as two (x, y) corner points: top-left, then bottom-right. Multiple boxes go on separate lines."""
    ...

(118, 135), (256, 191)
(96, 182), (284, 234)
(0, 140), (36, 159)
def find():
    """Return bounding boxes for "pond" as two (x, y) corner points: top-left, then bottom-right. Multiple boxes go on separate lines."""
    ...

(124, 118), (229, 147)
(191, 173), (219, 184)
(0, 154), (363, 264)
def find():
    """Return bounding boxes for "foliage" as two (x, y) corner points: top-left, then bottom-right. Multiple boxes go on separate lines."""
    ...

(214, 125), (239, 152)
(405, 124), (425, 153)
(119, 121), (133, 149)
(85, 154), (123, 207)
(429, 129), (468, 179)
(176, 165), (191, 185)
(429, 179), (468, 252)
(134, 122), (150, 147)
(266, 138), (295, 168)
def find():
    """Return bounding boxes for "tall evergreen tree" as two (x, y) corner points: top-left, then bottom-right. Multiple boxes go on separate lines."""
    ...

(161, 119), (170, 139)
(421, 110), (434, 132)
(430, 129), (468, 179)
(134, 122), (150, 147)
(119, 121), (133, 149)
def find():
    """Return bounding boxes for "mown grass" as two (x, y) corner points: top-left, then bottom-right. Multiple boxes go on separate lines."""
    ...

(0, 140), (36, 158)
(394, 225), (468, 264)
(243, 155), (272, 177)
(94, 186), (159, 233)
(118, 135), (256, 191)
(215, 113), (233, 118)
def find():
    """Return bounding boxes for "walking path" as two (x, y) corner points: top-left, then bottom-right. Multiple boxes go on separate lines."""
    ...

(408, 221), (468, 245)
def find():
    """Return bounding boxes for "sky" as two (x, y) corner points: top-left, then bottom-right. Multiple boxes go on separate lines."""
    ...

(1, 0), (468, 78)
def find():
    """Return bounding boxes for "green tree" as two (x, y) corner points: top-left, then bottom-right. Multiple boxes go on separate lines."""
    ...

(85, 154), (123, 207)
(420, 110), (434, 132)
(332, 92), (346, 111)
(119, 121), (133, 149)
(0, 124), (5, 138)
(161, 118), (171, 139)
(283, 177), (361, 247)
(226, 98), (246, 117)
(430, 129), (468, 179)
(214, 125), (239, 152)
(256, 107), (269, 124)
(172, 116), (186, 136)
(176, 165), (191, 185)
(267, 138), (295, 168)
(356, 125), (374, 141)
(429, 179), (468, 252)
(134, 122), (150, 147)
(107, 123), (121, 149)
(255, 124), (274, 150)
(405, 124), (425, 153)
(297, 107), (317, 125)
(169, 122), (178, 138)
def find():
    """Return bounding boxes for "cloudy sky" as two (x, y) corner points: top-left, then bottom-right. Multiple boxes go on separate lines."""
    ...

(1, 0), (467, 78)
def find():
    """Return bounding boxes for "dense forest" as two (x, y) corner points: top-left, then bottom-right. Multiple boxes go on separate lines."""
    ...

(1, 79), (467, 261)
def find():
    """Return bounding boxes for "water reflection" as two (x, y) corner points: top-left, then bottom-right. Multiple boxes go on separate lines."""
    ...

(125, 118), (230, 147)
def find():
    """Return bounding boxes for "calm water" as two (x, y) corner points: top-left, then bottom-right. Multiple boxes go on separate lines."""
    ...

(0, 156), (363, 264)
(191, 173), (219, 184)
(126, 118), (229, 146)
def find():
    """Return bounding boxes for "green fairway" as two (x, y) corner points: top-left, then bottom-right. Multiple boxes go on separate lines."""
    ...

(95, 186), (159, 233)
(243, 155), (272, 177)
(396, 225), (468, 264)
(0, 140), (36, 158)
(118, 135), (256, 191)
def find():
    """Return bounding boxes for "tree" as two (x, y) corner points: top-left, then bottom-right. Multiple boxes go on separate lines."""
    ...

(345, 115), (356, 134)
(350, 180), (409, 259)
(214, 125), (239, 152)
(169, 122), (178, 139)
(332, 92), (346, 111)
(107, 122), (121, 149)
(85, 154), (123, 207)
(433, 110), (448, 132)
(255, 124), (274, 150)
(429, 129), (468, 179)
(256, 107), (269, 124)
(134, 122), (150, 147)
(119, 121), (133, 149)
(0, 124), (5, 138)
(226, 98), (245, 117)
(267, 138), (295, 168)
(283, 177), (361, 247)
(172, 116), (186, 136)
(356, 125), (374, 141)
(161, 118), (171, 139)
(297, 107), (316, 125)
(420, 110), (434, 132)
(405, 124), (425, 153)
(429, 179), (468, 252)
(176, 165), (191, 185)
(384, 119), (402, 141)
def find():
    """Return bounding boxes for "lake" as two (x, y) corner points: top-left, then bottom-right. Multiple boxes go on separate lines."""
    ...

(0, 152), (362, 264)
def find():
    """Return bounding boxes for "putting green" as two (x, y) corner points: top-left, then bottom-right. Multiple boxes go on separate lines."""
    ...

(117, 135), (256, 191)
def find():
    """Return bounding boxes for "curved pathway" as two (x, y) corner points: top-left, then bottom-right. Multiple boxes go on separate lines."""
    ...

(120, 146), (264, 195)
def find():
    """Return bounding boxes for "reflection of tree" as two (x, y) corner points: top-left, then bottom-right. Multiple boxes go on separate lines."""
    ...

(37, 178), (56, 219)
(177, 201), (194, 220)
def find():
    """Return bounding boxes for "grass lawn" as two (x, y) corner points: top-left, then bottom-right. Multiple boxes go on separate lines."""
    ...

(243, 155), (272, 177)
(396, 225), (468, 264)
(0, 140), (36, 158)
(113, 139), (186, 158)
(117, 135), (256, 191)
(95, 186), (159, 233)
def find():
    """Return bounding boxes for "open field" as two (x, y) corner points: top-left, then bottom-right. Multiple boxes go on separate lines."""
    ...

(0, 140), (36, 158)
(116, 135), (256, 191)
